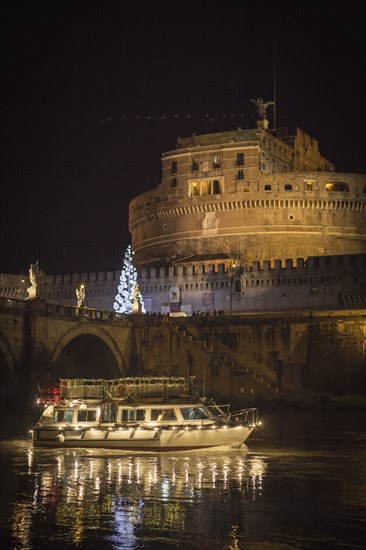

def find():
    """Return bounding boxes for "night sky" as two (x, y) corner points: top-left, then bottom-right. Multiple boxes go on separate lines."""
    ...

(1, 1), (365, 276)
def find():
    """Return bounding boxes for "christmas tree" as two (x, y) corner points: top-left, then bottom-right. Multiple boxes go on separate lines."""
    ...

(114, 245), (145, 313)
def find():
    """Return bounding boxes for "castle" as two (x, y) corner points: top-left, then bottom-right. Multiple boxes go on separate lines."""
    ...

(1, 110), (365, 400)
(1, 113), (365, 313)
(128, 115), (365, 314)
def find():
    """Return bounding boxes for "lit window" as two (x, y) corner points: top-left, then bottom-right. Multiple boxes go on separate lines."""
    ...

(213, 156), (221, 168)
(191, 182), (200, 196)
(325, 182), (349, 192)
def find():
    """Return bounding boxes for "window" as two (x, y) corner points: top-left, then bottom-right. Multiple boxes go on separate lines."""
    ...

(54, 409), (73, 422)
(171, 177), (177, 188)
(189, 178), (223, 196)
(325, 182), (349, 192)
(201, 180), (212, 195)
(236, 152), (244, 166)
(234, 279), (242, 293)
(213, 155), (221, 169)
(171, 161), (177, 174)
(181, 407), (209, 420)
(191, 182), (200, 196)
(77, 409), (97, 422)
(191, 160), (199, 171)
(213, 180), (221, 194)
(151, 408), (177, 421)
(236, 170), (244, 180)
(101, 402), (118, 422)
(264, 184), (272, 191)
(121, 409), (146, 421)
(284, 184), (293, 191)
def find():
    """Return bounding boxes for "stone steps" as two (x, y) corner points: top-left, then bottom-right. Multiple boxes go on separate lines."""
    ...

(169, 321), (279, 395)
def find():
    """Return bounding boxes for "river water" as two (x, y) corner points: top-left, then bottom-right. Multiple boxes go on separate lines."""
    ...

(0, 406), (365, 549)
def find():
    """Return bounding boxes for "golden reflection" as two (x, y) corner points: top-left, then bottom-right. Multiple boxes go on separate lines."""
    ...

(226, 524), (240, 550)
(71, 509), (84, 545)
(9, 449), (267, 547)
(11, 502), (31, 548)
(27, 449), (34, 471)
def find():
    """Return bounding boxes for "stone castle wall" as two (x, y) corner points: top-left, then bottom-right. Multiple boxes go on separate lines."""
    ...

(129, 171), (366, 268)
(1, 254), (364, 314)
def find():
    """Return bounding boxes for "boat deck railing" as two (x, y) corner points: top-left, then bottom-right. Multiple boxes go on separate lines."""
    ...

(59, 376), (193, 401)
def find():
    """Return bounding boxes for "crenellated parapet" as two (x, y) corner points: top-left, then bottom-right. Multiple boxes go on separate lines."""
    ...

(138, 254), (365, 284)
(137, 254), (366, 313)
(0, 271), (121, 309)
(1, 254), (365, 314)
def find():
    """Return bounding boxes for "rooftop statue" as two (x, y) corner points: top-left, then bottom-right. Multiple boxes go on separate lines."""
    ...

(250, 97), (275, 120)
(29, 262), (40, 288)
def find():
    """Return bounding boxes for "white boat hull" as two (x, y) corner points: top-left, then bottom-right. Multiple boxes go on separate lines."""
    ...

(32, 425), (254, 451)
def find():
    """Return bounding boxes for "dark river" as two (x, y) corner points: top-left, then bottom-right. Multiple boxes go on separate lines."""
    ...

(0, 406), (365, 549)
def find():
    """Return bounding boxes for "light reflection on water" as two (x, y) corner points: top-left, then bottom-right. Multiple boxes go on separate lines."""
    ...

(1, 411), (366, 550)
(3, 442), (268, 550)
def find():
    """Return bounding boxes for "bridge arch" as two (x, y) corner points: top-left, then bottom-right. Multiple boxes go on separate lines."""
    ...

(0, 332), (17, 380)
(51, 324), (126, 375)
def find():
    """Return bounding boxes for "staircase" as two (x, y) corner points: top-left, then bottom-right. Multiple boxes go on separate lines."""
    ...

(168, 319), (279, 396)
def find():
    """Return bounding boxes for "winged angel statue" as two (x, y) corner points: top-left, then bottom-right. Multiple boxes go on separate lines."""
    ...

(250, 97), (275, 120)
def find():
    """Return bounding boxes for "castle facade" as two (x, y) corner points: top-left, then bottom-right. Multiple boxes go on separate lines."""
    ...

(128, 123), (365, 313)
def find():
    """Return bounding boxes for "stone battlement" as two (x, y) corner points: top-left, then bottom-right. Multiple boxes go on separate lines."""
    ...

(140, 254), (365, 279)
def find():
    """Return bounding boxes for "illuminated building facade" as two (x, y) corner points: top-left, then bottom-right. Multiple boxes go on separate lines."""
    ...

(128, 123), (366, 313)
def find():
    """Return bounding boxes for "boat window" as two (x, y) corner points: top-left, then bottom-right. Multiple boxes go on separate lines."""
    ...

(121, 409), (146, 421)
(77, 409), (97, 422)
(151, 408), (177, 421)
(53, 409), (73, 422)
(101, 402), (118, 422)
(181, 407), (209, 420)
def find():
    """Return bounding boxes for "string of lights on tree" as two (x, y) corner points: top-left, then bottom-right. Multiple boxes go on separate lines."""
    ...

(114, 245), (146, 314)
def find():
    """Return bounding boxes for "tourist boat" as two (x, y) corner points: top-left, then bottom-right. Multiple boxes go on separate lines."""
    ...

(31, 377), (260, 451)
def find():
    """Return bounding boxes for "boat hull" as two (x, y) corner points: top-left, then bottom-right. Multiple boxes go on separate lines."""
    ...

(32, 425), (254, 451)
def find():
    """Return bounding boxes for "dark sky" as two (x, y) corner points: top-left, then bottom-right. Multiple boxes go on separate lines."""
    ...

(1, 1), (365, 276)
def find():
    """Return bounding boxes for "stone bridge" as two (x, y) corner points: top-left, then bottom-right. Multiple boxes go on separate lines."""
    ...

(1, 297), (365, 408)
(0, 298), (136, 395)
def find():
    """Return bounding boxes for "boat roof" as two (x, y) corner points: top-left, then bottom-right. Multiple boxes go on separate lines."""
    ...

(57, 376), (197, 402)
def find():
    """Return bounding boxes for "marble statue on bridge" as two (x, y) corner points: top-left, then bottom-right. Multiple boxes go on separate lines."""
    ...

(26, 262), (46, 300)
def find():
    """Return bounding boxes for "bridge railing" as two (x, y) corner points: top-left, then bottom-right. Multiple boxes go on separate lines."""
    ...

(0, 297), (26, 311)
(0, 296), (130, 322)
(44, 302), (130, 322)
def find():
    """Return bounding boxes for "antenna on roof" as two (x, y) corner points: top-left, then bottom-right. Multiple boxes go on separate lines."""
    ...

(273, 42), (277, 132)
